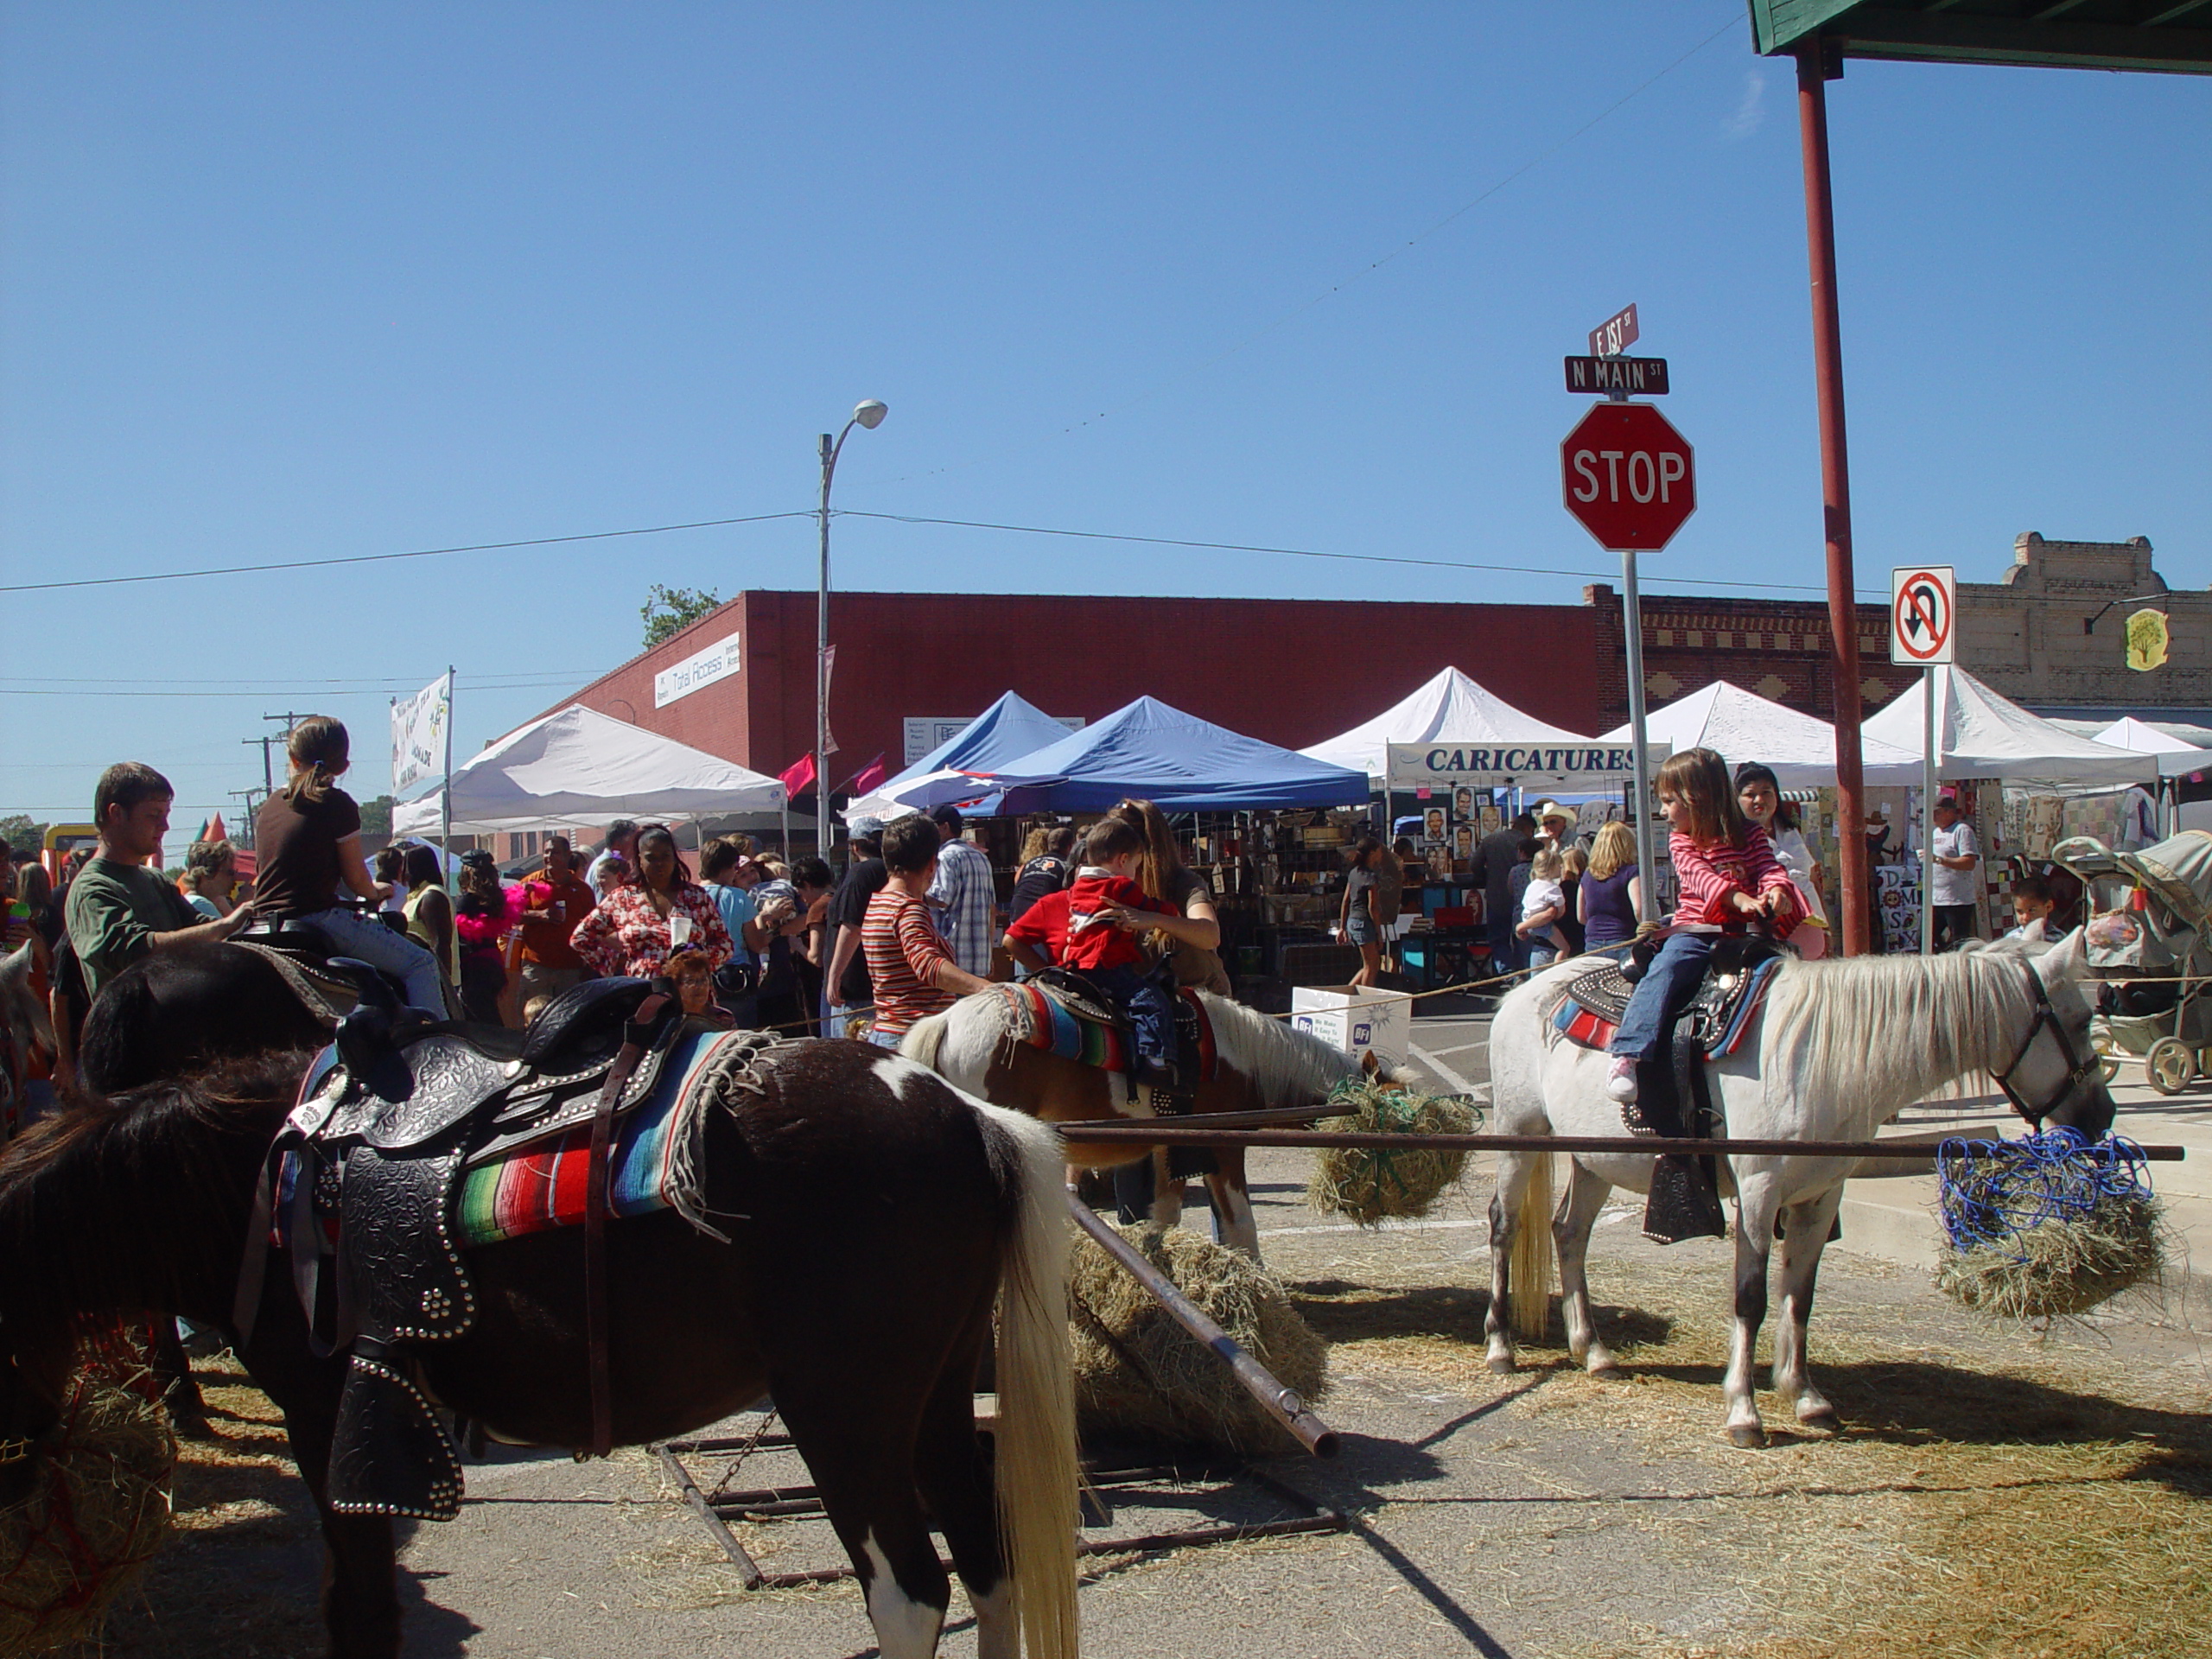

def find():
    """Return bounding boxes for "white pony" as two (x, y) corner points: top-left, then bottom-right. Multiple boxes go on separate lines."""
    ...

(1483, 929), (2114, 1446)
(901, 987), (1408, 1259)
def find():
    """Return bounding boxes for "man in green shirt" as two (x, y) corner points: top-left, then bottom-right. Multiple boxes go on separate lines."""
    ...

(65, 762), (255, 1001)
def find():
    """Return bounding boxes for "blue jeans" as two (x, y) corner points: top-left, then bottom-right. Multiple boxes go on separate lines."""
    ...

(1605, 932), (1713, 1061)
(1085, 963), (1176, 1083)
(1488, 916), (1522, 977)
(300, 906), (449, 1016)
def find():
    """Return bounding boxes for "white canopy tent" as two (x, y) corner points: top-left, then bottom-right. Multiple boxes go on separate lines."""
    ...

(1860, 666), (2157, 788)
(2090, 715), (2205, 779)
(1300, 665), (1591, 785)
(392, 704), (785, 836)
(1599, 680), (1927, 789)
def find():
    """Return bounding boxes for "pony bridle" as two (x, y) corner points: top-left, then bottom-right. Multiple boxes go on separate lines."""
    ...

(1990, 963), (2104, 1125)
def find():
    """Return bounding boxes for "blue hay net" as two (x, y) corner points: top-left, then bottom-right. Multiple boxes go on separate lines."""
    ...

(1935, 1128), (2152, 1258)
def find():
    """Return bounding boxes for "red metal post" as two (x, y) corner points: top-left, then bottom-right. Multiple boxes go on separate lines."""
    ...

(1796, 38), (1869, 957)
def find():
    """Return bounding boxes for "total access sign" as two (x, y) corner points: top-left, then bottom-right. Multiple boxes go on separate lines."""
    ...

(1890, 566), (1955, 666)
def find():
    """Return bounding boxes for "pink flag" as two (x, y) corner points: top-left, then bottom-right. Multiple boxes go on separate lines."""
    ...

(779, 752), (817, 797)
(849, 753), (887, 795)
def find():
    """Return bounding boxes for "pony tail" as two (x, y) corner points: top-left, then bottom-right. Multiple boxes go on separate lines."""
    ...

(282, 716), (350, 805)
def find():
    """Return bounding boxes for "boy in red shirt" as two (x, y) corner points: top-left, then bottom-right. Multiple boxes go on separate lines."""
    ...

(1062, 818), (1184, 1088)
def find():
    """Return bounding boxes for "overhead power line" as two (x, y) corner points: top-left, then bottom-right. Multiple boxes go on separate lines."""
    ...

(0, 512), (813, 595)
(837, 511), (1886, 599)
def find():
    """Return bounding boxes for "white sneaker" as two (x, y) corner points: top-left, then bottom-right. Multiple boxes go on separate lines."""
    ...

(1605, 1056), (1639, 1103)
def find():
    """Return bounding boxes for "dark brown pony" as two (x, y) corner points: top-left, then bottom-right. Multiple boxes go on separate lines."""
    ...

(0, 988), (1076, 1659)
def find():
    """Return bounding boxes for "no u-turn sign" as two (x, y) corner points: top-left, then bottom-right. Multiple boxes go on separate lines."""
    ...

(1891, 566), (1956, 665)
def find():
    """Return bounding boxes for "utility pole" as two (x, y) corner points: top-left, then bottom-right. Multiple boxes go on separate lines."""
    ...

(229, 787), (267, 848)
(244, 734), (278, 793)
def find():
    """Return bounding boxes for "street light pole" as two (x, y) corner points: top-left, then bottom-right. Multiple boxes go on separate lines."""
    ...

(815, 400), (888, 859)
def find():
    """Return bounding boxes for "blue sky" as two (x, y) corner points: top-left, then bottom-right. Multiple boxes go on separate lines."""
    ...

(4, 3), (2207, 839)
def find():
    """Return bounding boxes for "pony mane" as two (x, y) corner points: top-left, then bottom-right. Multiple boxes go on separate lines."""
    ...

(1195, 991), (1369, 1107)
(1758, 942), (2036, 1128)
(0, 1048), (316, 1337)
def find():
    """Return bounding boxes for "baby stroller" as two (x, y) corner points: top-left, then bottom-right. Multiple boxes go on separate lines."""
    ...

(2052, 829), (2212, 1095)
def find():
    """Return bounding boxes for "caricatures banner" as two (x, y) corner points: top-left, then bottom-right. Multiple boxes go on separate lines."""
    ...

(1385, 741), (1667, 792)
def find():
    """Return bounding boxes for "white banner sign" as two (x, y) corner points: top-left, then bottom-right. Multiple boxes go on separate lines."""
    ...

(1386, 740), (1668, 791)
(391, 671), (452, 796)
(654, 629), (743, 709)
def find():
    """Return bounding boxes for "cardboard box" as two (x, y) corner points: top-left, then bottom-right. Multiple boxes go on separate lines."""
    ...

(1290, 984), (1414, 1070)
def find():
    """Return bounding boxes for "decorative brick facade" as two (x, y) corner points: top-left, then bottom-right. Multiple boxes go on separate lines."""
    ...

(1582, 584), (1916, 733)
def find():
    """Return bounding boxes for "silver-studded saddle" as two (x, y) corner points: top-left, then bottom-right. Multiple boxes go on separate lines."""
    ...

(246, 976), (687, 1519)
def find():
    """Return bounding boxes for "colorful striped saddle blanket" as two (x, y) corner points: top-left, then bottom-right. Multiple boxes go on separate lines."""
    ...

(271, 1026), (753, 1255)
(1551, 952), (1784, 1061)
(996, 978), (1217, 1083)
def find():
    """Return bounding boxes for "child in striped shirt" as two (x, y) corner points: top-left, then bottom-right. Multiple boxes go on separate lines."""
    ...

(1607, 747), (1797, 1110)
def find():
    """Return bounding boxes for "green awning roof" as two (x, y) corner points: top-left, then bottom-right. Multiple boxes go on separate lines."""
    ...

(1750, 1), (2212, 74)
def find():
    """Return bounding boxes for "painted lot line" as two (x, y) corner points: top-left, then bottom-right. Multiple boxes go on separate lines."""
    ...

(1408, 1041), (1481, 1098)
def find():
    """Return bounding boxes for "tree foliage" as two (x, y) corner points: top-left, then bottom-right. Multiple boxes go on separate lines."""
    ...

(641, 584), (722, 648)
(0, 816), (48, 859)
(359, 796), (393, 839)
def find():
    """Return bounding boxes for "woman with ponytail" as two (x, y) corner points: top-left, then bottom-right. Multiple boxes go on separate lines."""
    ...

(252, 715), (449, 1015)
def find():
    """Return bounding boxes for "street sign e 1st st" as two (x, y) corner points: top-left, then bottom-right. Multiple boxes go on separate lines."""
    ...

(1587, 303), (1638, 359)
(1560, 402), (1696, 553)
(1564, 355), (1669, 397)
(1889, 566), (1956, 665)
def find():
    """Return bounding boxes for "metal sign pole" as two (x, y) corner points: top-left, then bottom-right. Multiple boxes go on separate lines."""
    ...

(440, 666), (455, 890)
(1621, 548), (1654, 922)
(1920, 664), (1936, 956)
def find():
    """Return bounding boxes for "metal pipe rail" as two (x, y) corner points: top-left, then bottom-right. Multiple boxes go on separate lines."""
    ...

(1065, 1193), (1340, 1459)
(1055, 1124), (2187, 1161)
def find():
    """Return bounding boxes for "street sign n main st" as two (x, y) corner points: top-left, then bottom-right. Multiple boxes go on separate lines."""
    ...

(1559, 402), (1697, 553)
(1563, 355), (1669, 397)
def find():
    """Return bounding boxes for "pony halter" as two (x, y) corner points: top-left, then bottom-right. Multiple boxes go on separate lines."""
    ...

(1989, 963), (2105, 1126)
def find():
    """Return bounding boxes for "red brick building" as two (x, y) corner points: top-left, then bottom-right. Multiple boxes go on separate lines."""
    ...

(512, 587), (1919, 828)
(545, 590), (1608, 780)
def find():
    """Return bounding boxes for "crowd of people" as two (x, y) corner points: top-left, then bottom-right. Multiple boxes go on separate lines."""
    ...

(3, 709), (1250, 1122)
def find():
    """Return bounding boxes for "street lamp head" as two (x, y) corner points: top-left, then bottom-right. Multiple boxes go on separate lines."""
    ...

(852, 399), (888, 430)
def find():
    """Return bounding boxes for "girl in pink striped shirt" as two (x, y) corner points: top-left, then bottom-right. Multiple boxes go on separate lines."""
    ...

(1606, 748), (1797, 1109)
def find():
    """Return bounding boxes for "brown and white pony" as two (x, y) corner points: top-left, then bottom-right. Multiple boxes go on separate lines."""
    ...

(900, 987), (1405, 1258)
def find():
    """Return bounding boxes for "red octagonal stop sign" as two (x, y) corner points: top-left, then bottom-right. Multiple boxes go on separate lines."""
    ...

(1560, 402), (1696, 552)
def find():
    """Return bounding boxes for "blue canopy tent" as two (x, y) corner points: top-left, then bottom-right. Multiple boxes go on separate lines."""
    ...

(991, 696), (1370, 812)
(881, 691), (1077, 791)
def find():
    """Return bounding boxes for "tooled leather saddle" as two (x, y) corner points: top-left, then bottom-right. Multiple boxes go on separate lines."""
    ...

(238, 976), (690, 1519)
(1551, 935), (1788, 1246)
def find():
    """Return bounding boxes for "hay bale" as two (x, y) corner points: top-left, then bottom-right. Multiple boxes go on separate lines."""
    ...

(1067, 1222), (1327, 1457)
(1306, 1081), (1482, 1225)
(1934, 1131), (2169, 1321)
(0, 1344), (176, 1653)
(1936, 1192), (2167, 1320)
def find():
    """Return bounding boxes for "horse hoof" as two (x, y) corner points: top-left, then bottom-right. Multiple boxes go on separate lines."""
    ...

(1726, 1422), (1768, 1450)
(1486, 1353), (1517, 1376)
(1586, 1354), (1620, 1377)
(1797, 1404), (1840, 1433)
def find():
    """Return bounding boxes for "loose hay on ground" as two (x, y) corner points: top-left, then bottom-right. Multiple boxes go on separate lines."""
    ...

(1305, 1082), (1481, 1225)
(1067, 1221), (1327, 1457)
(0, 1344), (176, 1655)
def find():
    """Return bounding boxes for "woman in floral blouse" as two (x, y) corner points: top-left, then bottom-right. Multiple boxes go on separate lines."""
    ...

(569, 823), (734, 980)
